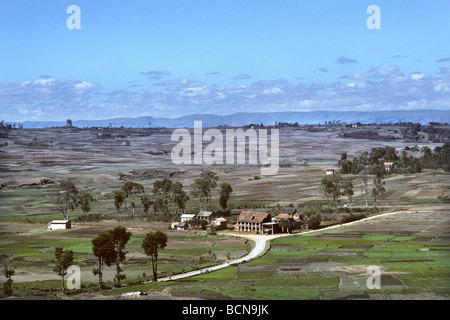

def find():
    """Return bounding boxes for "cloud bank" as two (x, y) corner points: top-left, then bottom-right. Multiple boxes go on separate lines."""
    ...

(1, 65), (450, 122)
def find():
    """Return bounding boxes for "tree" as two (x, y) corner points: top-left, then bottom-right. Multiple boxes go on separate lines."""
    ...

(279, 219), (294, 233)
(79, 191), (93, 213)
(359, 169), (369, 207)
(66, 119), (73, 128)
(305, 214), (322, 230)
(190, 218), (207, 230)
(142, 231), (168, 281)
(153, 197), (168, 215)
(108, 226), (132, 286)
(114, 190), (125, 214)
(190, 178), (210, 209)
(56, 180), (80, 220)
(219, 182), (233, 210)
(342, 178), (354, 204)
(171, 182), (189, 214)
(152, 178), (173, 215)
(200, 169), (219, 207)
(319, 173), (344, 213)
(121, 181), (144, 215)
(2, 262), (15, 296)
(53, 247), (74, 294)
(140, 194), (154, 215)
(372, 174), (386, 207)
(208, 223), (217, 235)
(91, 233), (116, 289)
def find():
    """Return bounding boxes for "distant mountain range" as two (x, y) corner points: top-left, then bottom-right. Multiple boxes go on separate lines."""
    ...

(21, 109), (450, 128)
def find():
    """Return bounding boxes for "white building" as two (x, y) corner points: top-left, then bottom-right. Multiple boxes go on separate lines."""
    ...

(211, 218), (228, 230)
(180, 214), (196, 223)
(48, 220), (71, 230)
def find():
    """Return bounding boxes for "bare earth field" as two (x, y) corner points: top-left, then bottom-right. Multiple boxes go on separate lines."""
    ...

(0, 127), (447, 211)
(0, 126), (449, 299)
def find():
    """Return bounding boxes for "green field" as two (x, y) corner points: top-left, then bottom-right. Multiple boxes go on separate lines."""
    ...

(134, 230), (449, 300)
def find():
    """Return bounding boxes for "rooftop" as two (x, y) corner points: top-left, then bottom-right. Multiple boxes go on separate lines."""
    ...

(197, 211), (213, 217)
(237, 211), (271, 223)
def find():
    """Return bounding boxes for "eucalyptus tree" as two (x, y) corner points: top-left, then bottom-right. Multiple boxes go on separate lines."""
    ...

(121, 181), (144, 216)
(219, 182), (233, 211)
(171, 181), (189, 214)
(53, 247), (74, 294)
(142, 231), (168, 281)
(152, 178), (173, 214)
(92, 232), (116, 289)
(108, 226), (132, 286)
(56, 180), (80, 220)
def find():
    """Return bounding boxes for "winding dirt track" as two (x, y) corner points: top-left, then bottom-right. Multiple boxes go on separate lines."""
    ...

(157, 210), (418, 282)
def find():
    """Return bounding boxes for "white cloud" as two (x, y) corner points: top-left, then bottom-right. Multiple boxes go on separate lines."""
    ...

(411, 73), (426, 80)
(2, 67), (450, 121)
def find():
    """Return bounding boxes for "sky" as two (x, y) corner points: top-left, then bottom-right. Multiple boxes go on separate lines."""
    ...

(0, 0), (449, 122)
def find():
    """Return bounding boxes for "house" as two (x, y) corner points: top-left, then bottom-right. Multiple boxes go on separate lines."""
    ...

(274, 213), (294, 222)
(48, 220), (71, 230)
(180, 213), (196, 223)
(274, 214), (295, 233)
(279, 207), (303, 221)
(235, 211), (272, 234)
(278, 207), (298, 215)
(211, 218), (228, 230)
(196, 211), (214, 223)
(175, 222), (188, 231)
(262, 221), (281, 235)
(384, 162), (394, 171)
(326, 169), (335, 175)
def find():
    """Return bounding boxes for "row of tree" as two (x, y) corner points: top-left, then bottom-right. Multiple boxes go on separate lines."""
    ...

(54, 168), (233, 222)
(319, 173), (355, 213)
(322, 147), (396, 210)
(320, 169), (386, 211)
(338, 143), (450, 176)
(56, 180), (93, 220)
(113, 169), (233, 218)
(190, 169), (233, 212)
(52, 226), (168, 294)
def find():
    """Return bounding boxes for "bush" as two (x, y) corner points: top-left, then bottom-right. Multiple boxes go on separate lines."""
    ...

(306, 214), (322, 230)
(340, 212), (367, 224)
(214, 208), (231, 217)
(74, 213), (104, 222)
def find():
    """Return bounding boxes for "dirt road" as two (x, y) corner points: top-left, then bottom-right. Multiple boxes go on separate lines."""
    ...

(157, 209), (431, 282)
(158, 232), (288, 282)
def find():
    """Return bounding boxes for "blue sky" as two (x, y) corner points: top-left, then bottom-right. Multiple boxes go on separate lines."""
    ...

(0, 0), (449, 121)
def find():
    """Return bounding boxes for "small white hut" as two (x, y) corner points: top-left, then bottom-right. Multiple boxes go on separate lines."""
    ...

(48, 220), (71, 230)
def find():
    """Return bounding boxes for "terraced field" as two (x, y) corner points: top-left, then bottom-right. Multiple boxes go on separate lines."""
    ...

(1, 127), (449, 299)
(104, 210), (449, 300)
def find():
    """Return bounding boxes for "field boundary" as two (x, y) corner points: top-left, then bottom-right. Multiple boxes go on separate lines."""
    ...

(154, 209), (430, 284)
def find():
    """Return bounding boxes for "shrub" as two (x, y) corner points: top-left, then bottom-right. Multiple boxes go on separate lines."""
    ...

(74, 213), (104, 222)
(306, 214), (322, 230)
(340, 212), (367, 224)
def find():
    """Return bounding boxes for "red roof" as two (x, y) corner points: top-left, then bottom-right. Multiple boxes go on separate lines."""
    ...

(237, 211), (271, 223)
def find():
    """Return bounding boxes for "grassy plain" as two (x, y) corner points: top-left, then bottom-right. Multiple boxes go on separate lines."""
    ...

(0, 126), (449, 299)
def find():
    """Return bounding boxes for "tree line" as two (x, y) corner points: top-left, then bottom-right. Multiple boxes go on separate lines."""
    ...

(54, 168), (233, 222)
(1, 226), (169, 296)
(338, 143), (450, 175)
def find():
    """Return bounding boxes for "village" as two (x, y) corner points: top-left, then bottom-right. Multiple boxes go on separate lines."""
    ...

(170, 207), (303, 235)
